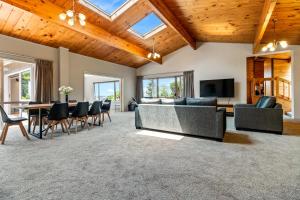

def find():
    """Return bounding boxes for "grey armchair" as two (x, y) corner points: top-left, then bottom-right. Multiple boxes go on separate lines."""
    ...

(234, 96), (283, 134)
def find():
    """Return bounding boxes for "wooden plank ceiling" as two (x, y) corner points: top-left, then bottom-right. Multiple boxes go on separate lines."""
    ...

(0, 0), (299, 68)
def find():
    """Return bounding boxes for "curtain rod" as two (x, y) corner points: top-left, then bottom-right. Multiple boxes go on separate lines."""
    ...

(141, 70), (194, 77)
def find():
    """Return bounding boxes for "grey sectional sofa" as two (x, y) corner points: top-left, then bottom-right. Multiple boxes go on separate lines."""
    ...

(135, 97), (226, 141)
(234, 96), (283, 134)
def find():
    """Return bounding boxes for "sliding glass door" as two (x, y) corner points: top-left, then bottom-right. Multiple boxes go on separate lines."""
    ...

(94, 81), (120, 111)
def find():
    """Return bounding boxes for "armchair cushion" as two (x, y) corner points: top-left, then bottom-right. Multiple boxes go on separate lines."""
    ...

(186, 97), (217, 106)
(161, 98), (186, 105)
(256, 96), (276, 108)
(140, 98), (161, 104)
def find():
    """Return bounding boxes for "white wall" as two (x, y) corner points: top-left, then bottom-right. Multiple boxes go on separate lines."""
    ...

(0, 34), (59, 99)
(137, 43), (252, 104)
(0, 34), (136, 111)
(68, 53), (136, 111)
(137, 42), (300, 119)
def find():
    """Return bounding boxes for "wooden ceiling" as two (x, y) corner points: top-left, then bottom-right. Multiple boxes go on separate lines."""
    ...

(0, 0), (299, 68)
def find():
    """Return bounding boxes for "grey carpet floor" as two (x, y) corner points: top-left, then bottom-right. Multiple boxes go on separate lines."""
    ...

(0, 112), (299, 200)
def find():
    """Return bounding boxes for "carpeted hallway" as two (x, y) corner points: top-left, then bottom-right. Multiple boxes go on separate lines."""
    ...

(0, 112), (299, 200)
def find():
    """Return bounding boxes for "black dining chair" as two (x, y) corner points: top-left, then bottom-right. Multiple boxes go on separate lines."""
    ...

(101, 99), (112, 123)
(88, 101), (102, 126)
(69, 102), (89, 133)
(44, 103), (69, 138)
(68, 100), (77, 115)
(28, 101), (48, 134)
(0, 105), (30, 144)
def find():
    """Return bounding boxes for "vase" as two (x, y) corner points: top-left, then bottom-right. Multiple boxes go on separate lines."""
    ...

(65, 94), (69, 103)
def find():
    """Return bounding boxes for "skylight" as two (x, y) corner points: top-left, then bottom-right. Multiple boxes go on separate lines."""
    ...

(79, 0), (137, 20)
(129, 12), (167, 39)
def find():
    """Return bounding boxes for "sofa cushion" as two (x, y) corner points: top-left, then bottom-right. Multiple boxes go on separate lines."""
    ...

(161, 98), (186, 105)
(140, 98), (161, 104)
(256, 96), (276, 108)
(186, 97), (217, 106)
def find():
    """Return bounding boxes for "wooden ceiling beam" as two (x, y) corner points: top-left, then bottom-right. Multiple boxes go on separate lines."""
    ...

(2, 0), (162, 64)
(253, 0), (277, 53)
(147, 0), (197, 50)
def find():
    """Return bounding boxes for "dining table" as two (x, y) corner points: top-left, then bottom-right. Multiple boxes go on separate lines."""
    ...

(20, 103), (77, 139)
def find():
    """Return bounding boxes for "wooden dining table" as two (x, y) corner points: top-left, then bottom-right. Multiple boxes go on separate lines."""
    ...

(19, 103), (77, 139)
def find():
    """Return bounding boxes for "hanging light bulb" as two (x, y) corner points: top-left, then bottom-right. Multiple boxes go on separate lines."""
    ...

(262, 46), (268, 52)
(147, 38), (161, 60)
(279, 41), (288, 48)
(78, 13), (86, 21)
(147, 53), (152, 59)
(270, 46), (275, 51)
(79, 19), (86, 26)
(68, 18), (75, 26)
(267, 42), (273, 49)
(58, 0), (86, 27)
(59, 13), (67, 21)
(261, 19), (288, 52)
(66, 10), (74, 17)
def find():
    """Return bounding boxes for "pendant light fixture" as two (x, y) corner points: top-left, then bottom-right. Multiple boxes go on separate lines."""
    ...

(261, 19), (288, 52)
(147, 38), (161, 60)
(59, 0), (86, 26)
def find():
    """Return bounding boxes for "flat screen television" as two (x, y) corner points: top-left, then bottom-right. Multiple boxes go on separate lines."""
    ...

(200, 78), (234, 97)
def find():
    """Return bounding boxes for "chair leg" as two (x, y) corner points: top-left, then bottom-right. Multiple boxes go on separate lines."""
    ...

(44, 121), (52, 136)
(60, 122), (65, 133)
(0, 124), (9, 145)
(51, 121), (57, 138)
(84, 116), (89, 130)
(75, 118), (78, 134)
(107, 112), (111, 122)
(99, 114), (102, 127)
(19, 122), (30, 140)
(68, 118), (73, 129)
(62, 120), (70, 135)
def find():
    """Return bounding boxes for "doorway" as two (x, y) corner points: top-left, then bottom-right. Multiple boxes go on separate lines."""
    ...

(246, 52), (292, 116)
(1, 58), (35, 116)
(84, 74), (122, 112)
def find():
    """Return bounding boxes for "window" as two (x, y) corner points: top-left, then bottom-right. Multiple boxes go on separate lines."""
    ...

(79, 0), (137, 20)
(142, 76), (183, 98)
(20, 70), (31, 101)
(143, 79), (157, 98)
(128, 12), (167, 39)
(94, 81), (120, 101)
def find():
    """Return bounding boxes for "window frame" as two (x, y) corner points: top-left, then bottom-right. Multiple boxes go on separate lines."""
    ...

(79, 0), (138, 21)
(93, 80), (120, 101)
(142, 75), (183, 99)
(127, 12), (167, 39)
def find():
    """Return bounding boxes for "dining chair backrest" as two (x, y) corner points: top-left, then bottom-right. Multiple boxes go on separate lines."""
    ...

(89, 101), (102, 115)
(48, 103), (69, 121)
(0, 105), (10, 123)
(72, 102), (89, 117)
(101, 100), (111, 112)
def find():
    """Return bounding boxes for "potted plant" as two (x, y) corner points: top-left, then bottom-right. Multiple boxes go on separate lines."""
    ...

(59, 85), (74, 102)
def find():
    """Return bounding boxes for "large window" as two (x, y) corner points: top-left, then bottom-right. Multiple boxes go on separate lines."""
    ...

(20, 70), (31, 101)
(94, 81), (120, 101)
(143, 76), (183, 98)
